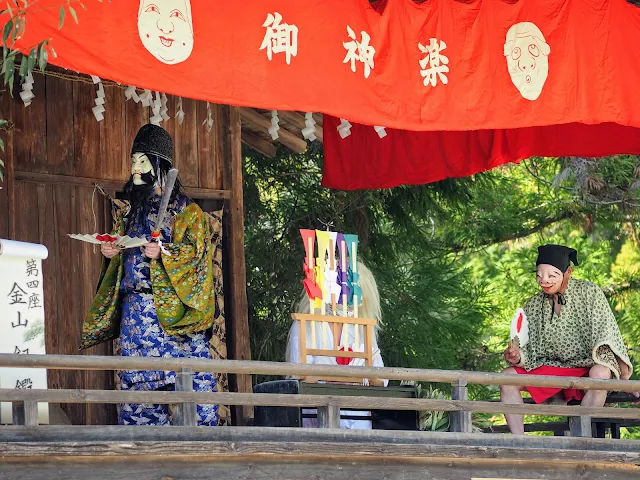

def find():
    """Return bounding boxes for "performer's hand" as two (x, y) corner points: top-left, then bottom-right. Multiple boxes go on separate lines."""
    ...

(101, 243), (120, 259)
(143, 242), (161, 260)
(504, 344), (521, 365)
(619, 363), (640, 398)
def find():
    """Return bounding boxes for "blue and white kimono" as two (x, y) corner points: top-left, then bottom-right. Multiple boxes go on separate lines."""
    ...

(117, 193), (217, 426)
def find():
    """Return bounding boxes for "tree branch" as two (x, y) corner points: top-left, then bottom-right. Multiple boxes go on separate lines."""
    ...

(447, 210), (575, 253)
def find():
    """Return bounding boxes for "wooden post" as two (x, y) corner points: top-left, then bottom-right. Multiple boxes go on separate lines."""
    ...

(220, 105), (253, 425)
(173, 368), (197, 427)
(317, 403), (340, 429)
(569, 416), (593, 437)
(450, 379), (472, 433)
(12, 400), (38, 426)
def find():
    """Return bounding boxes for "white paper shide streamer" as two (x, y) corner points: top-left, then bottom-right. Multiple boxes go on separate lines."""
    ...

(160, 93), (170, 122)
(338, 118), (352, 138)
(374, 126), (387, 138)
(91, 76), (105, 122)
(20, 72), (35, 107)
(268, 110), (280, 140)
(202, 102), (214, 132)
(302, 112), (317, 141)
(125, 85), (140, 103)
(176, 97), (185, 125)
(150, 91), (163, 125)
(140, 89), (152, 107)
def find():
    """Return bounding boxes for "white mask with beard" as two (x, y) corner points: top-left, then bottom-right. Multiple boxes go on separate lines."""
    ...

(131, 153), (155, 185)
(138, 0), (194, 65)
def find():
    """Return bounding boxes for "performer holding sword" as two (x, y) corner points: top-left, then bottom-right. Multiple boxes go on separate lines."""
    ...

(81, 124), (218, 426)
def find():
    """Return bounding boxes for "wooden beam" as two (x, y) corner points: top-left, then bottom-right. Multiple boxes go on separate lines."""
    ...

(13, 171), (231, 200)
(220, 106), (253, 426)
(276, 111), (323, 143)
(241, 130), (276, 158)
(239, 107), (307, 153)
(1, 389), (640, 421)
(3, 354), (640, 394)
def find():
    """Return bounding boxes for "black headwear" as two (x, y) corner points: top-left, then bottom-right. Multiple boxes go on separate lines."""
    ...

(536, 244), (579, 274)
(131, 124), (173, 164)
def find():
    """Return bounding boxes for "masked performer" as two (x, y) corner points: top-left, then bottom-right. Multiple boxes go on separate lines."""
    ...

(285, 261), (387, 429)
(81, 124), (218, 426)
(501, 244), (635, 435)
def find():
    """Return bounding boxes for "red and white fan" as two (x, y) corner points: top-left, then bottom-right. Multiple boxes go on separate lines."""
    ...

(68, 233), (147, 249)
(509, 308), (529, 349)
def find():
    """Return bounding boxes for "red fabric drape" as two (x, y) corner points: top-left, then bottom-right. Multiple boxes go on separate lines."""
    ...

(9, 0), (640, 131)
(9, 0), (640, 189)
(322, 120), (640, 189)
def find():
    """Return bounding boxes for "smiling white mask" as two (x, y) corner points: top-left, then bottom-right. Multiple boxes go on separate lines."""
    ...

(138, 0), (194, 65)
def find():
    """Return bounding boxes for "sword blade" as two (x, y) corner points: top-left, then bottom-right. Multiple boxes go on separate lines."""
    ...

(153, 168), (179, 239)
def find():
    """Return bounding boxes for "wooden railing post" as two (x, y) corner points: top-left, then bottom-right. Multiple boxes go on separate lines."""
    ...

(450, 379), (472, 433)
(173, 368), (197, 427)
(317, 402), (340, 429)
(12, 400), (38, 426)
(569, 416), (593, 437)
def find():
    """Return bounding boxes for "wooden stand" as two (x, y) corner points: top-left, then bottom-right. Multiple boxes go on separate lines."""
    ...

(291, 313), (380, 385)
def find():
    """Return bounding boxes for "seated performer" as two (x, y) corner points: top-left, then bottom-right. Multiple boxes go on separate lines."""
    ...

(285, 261), (387, 429)
(501, 244), (635, 435)
(81, 124), (218, 426)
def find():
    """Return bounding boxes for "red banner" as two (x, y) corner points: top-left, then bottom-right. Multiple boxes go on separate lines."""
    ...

(10, 0), (640, 132)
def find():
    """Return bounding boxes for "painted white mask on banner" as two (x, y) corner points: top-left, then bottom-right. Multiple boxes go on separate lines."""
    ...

(503, 22), (550, 101)
(131, 153), (155, 185)
(138, 0), (194, 65)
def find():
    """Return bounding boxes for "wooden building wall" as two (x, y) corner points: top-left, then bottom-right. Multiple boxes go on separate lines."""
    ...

(0, 73), (250, 425)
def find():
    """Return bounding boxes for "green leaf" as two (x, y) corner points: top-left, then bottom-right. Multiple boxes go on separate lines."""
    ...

(49, 46), (57, 58)
(68, 5), (78, 24)
(58, 7), (65, 29)
(0, 137), (4, 152)
(18, 53), (27, 78)
(0, 119), (7, 128)
(3, 54), (14, 86)
(80, 3), (86, 10)
(37, 43), (47, 71)
(2, 19), (13, 45)
(26, 47), (36, 72)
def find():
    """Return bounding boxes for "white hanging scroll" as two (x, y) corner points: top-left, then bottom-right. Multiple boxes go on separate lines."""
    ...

(0, 239), (49, 425)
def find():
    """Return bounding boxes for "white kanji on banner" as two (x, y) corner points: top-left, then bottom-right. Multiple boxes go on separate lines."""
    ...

(419, 38), (449, 88)
(260, 12), (299, 65)
(343, 26), (375, 79)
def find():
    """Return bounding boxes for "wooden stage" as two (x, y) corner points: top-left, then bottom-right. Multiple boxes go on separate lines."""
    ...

(1, 426), (640, 479)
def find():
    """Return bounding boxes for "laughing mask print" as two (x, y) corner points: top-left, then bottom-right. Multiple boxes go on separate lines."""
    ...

(138, 0), (194, 65)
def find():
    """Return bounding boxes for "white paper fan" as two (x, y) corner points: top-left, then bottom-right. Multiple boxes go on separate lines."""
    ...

(509, 307), (529, 348)
(68, 234), (147, 249)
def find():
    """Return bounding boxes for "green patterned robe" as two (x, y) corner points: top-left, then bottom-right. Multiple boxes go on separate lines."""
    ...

(518, 278), (632, 379)
(80, 200), (216, 349)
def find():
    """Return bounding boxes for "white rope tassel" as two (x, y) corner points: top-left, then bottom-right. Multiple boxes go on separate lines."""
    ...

(92, 80), (105, 122)
(268, 110), (280, 140)
(337, 118), (352, 139)
(19, 72), (34, 107)
(301, 112), (317, 141)
(176, 97), (185, 125)
(150, 91), (162, 125)
(202, 102), (214, 132)
(374, 125), (387, 138)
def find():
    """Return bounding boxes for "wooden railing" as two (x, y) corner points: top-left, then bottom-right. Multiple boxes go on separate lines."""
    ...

(0, 353), (638, 436)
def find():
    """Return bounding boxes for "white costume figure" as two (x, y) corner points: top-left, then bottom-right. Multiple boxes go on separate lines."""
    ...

(138, 0), (194, 65)
(285, 262), (387, 429)
(503, 22), (550, 101)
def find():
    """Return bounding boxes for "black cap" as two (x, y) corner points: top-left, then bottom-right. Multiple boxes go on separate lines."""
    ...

(131, 124), (173, 164)
(536, 244), (579, 273)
